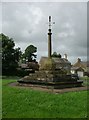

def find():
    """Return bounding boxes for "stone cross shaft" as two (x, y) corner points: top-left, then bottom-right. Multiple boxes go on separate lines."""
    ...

(48, 16), (52, 58)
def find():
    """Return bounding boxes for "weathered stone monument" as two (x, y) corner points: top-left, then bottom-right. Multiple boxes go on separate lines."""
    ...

(18, 16), (83, 88)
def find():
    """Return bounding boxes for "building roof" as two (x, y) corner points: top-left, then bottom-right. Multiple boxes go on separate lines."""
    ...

(39, 56), (71, 65)
(52, 57), (71, 64)
(20, 63), (29, 69)
(81, 61), (89, 67)
(72, 58), (87, 71)
(71, 66), (84, 71)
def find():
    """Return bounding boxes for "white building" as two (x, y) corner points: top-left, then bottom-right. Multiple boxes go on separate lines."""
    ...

(71, 58), (87, 77)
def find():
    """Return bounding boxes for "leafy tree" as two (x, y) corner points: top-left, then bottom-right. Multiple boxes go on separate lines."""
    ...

(23, 45), (37, 62)
(1, 33), (22, 75)
(51, 52), (61, 58)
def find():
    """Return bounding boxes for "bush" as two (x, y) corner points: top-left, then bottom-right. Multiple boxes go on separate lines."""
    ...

(2, 68), (17, 76)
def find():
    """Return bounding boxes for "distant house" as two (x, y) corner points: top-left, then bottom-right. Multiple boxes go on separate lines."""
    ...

(18, 61), (39, 71)
(71, 58), (88, 77)
(52, 57), (71, 73)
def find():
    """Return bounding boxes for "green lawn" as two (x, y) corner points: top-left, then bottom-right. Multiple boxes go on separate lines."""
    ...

(2, 78), (88, 118)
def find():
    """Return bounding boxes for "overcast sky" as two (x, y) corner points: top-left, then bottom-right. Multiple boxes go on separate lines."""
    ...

(1, 2), (87, 64)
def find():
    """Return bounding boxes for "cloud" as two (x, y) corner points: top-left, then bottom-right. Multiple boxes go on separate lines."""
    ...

(2, 2), (87, 63)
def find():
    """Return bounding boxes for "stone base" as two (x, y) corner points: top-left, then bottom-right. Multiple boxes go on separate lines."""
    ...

(18, 80), (83, 89)
(17, 70), (83, 89)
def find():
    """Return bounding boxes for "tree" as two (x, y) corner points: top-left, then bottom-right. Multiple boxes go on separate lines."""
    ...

(51, 52), (61, 58)
(23, 45), (37, 62)
(1, 33), (22, 75)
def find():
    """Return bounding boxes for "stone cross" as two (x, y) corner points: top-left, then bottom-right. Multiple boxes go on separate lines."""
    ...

(48, 16), (55, 58)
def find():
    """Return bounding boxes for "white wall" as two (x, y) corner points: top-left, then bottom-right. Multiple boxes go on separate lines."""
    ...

(77, 71), (83, 77)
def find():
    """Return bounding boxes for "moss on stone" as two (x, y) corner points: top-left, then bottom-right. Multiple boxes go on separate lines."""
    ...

(40, 58), (56, 70)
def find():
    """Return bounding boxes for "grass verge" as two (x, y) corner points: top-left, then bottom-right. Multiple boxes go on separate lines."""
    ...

(2, 77), (88, 118)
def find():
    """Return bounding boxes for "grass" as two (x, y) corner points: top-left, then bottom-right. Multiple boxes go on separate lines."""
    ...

(2, 77), (88, 118)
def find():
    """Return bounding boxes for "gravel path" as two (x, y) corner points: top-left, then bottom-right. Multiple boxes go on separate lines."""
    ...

(9, 82), (88, 94)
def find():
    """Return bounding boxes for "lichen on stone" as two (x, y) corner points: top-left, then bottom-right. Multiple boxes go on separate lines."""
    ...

(40, 58), (56, 70)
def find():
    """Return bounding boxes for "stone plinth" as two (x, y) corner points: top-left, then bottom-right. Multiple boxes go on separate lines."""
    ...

(18, 57), (83, 89)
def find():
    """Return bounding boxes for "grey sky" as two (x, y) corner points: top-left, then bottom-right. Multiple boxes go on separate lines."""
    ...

(1, 2), (87, 64)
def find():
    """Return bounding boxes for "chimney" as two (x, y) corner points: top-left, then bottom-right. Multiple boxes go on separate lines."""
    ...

(64, 54), (67, 59)
(77, 58), (81, 62)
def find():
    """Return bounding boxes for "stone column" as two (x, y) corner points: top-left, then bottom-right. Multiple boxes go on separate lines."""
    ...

(48, 29), (52, 58)
(48, 16), (52, 58)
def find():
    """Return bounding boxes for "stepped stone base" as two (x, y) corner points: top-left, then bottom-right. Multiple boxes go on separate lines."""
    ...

(17, 70), (83, 89)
